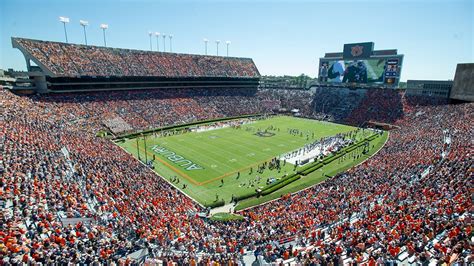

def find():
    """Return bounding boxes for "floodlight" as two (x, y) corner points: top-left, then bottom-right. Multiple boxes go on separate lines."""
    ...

(59, 16), (70, 23)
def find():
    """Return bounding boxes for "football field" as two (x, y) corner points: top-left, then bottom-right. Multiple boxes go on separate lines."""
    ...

(117, 116), (387, 208)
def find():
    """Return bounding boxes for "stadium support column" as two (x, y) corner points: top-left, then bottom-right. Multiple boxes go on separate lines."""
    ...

(33, 75), (48, 93)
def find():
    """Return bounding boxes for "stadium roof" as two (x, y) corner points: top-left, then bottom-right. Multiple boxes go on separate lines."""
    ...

(12, 37), (260, 79)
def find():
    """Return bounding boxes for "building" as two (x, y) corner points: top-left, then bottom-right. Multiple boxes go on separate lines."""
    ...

(406, 80), (453, 98)
(450, 63), (474, 102)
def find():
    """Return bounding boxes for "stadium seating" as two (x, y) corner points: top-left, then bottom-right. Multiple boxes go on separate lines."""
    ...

(310, 87), (368, 122)
(237, 100), (471, 264)
(14, 38), (259, 78)
(1, 87), (472, 265)
(34, 88), (268, 134)
(345, 88), (405, 125)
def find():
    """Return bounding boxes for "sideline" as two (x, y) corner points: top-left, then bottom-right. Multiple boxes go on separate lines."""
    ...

(236, 131), (390, 212)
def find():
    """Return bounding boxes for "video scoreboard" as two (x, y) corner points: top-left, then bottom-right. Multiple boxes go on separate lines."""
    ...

(318, 42), (403, 87)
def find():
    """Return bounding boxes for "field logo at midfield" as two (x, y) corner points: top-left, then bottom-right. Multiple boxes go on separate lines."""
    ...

(151, 145), (204, 171)
(254, 131), (275, 137)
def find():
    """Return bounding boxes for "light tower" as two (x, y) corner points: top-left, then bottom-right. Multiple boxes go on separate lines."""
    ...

(79, 20), (88, 45)
(59, 16), (70, 43)
(225, 41), (231, 57)
(215, 40), (220, 56)
(155, 32), (160, 52)
(169, 34), (173, 52)
(148, 31), (153, 51)
(162, 34), (166, 52)
(203, 38), (208, 55)
(100, 24), (108, 47)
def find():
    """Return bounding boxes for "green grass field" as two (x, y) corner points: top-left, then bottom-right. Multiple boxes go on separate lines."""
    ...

(117, 116), (388, 208)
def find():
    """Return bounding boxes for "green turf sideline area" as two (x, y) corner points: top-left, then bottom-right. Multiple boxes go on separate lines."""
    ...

(117, 116), (387, 208)
(210, 213), (245, 222)
(234, 130), (388, 211)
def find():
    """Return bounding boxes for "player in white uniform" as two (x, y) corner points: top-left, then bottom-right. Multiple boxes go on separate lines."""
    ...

(329, 60), (345, 82)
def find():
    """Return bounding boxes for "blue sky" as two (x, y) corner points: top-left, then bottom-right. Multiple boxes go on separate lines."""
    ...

(0, 0), (472, 80)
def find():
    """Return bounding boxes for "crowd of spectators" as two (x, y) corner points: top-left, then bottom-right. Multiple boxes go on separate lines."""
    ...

(1, 89), (206, 264)
(103, 117), (134, 134)
(1, 86), (472, 264)
(263, 87), (409, 126)
(15, 38), (260, 78)
(34, 88), (269, 134)
(235, 101), (472, 264)
(345, 89), (405, 125)
(257, 89), (313, 114)
(309, 87), (367, 122)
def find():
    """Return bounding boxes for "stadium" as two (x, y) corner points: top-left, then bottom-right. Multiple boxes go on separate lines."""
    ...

(1, 1), (473, 265)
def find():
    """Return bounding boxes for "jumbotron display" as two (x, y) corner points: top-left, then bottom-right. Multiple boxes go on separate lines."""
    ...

(318, 42), (403, 87)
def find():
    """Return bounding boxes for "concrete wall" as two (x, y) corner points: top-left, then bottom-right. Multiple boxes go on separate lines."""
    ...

(450, 63), (474, 102)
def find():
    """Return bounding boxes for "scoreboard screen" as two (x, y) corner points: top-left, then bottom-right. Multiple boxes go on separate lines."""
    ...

(318, 42), (403, 87)
(319, 57), (402, 86)
(383, 59), (400, 85)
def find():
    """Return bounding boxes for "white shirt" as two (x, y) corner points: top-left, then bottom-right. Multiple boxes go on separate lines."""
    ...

(331, 61), (346, 82)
